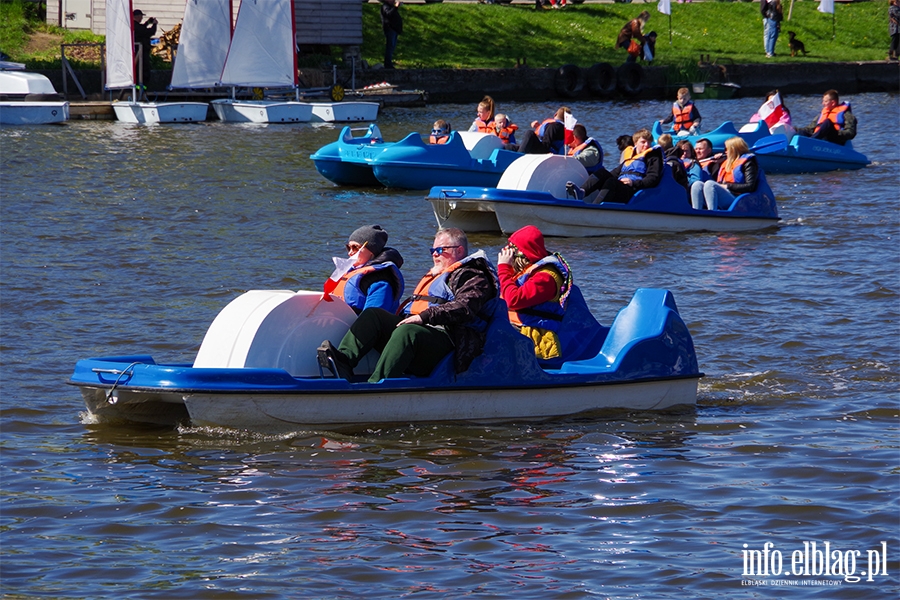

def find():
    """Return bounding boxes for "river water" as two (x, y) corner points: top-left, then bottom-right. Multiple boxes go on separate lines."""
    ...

(1, 93), (897, 598)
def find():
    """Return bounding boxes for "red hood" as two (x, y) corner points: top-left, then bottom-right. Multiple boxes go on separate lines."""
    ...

(509, 226), (548, 263)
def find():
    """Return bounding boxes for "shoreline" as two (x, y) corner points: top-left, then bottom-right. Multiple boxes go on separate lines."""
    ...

(45, 60), (898, 119)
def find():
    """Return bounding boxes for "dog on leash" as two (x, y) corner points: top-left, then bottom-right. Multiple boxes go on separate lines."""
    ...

(788, 31), (807, 57)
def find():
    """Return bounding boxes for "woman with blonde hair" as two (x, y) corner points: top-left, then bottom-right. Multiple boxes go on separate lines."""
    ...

(690, 137), (760, 211)
(468, 96), (496, 133)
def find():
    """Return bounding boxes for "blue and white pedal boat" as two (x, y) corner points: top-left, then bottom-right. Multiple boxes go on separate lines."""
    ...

(653, 120), (869, 174)
(427, 154), (780, 237)
(308, 123), (390, 186)
(69, 287), (701, 431)
(311, 126), (521, 190)
(652, 120), (769, 153)
(751, 133), (869, 174)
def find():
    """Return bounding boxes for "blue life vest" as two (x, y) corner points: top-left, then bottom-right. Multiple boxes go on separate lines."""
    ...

(507, 255), (570, 332)
(333, 262), (404, 313)
(619, 146), (656, 182)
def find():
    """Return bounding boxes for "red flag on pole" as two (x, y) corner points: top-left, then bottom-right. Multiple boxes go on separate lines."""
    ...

(757, 92), (786, 129)
(564, 111), (577, 147)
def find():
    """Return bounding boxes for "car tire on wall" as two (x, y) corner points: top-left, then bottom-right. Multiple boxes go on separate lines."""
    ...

(617, 62), (643, 96)
(554, 64), (582, 98)
(586, 62), (616, 96)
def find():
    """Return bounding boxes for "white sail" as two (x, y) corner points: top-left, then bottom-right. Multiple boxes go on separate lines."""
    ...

(170, 0), (233, 89)
(105, 0), (135, 89)
(219, 0), (297, 89)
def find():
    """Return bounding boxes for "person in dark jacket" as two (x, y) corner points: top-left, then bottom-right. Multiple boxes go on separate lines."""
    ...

(617, 11), (650, 62)
(318, 228), (498, 383)
(514, 106), (569, 155)
(890, 0), (900, 61)
(132, 9), (157, 87)
(566, 128), (663, 205)
(690, 137), (759, 211)
(380, 0), (403, 69)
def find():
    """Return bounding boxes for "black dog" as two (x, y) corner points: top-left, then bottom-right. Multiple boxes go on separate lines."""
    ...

(788, 31), (807, 57)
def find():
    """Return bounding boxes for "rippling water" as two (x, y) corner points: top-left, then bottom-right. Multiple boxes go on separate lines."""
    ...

(1, 94), (898, 598)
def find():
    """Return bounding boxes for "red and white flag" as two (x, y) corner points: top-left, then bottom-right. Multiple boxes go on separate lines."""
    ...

(322, 247), (363, 301)
(563, 111), (577, 147)
(757, 92), (786, 129)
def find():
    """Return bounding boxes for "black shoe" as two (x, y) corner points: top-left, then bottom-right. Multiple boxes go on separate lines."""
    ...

(317, 340), (354, 380)
(565, 181), (585, 200)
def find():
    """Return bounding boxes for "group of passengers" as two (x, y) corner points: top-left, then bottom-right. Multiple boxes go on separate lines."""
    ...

(318, 224), (599, 383)
(562, 88), (856, 211)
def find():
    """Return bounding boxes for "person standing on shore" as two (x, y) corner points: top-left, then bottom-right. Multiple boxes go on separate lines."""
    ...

(380, 0), (403, 70)
(889, 0), (900, 61)
(760, 0), (783, 58)
(616, 11), (650, 63)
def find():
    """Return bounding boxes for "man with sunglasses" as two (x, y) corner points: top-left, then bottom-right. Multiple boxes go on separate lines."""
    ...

(329, 225), (405, 314)
(318, 228), (498, 383)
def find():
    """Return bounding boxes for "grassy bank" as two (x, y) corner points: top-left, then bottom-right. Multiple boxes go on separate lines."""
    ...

(0, 1), (889, 71)
(361, 1), (888, 69)
(0, 1), (105, 68)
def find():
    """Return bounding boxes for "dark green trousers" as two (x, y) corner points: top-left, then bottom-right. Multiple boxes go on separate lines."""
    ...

(338, 308), (454, 383)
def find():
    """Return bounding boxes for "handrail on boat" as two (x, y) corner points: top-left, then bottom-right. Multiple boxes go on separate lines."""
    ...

(439, 189), (466, 200)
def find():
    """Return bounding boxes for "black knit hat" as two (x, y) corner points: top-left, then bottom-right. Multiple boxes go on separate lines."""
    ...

(348, 225), (388, 256)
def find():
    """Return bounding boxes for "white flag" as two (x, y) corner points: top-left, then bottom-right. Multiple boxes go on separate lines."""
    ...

(818, 0), (834, 14)
(322, 246), (365, 300)
(658, 0), (671, 17)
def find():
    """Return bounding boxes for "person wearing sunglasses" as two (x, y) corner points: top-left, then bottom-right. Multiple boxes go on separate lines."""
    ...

(318, 227), (498, 383)
(498, 225), (603, 366)
(329, 225), (405, 315)
(429, 120), (451, 144)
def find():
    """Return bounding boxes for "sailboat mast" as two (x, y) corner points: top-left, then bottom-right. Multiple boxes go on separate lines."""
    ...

(291, 0), (299, 101)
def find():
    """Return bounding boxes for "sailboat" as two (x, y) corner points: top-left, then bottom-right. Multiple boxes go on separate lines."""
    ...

(210, 0), (312, 123)
(106, 0), (208, 124)
(168, 0), (233, 96)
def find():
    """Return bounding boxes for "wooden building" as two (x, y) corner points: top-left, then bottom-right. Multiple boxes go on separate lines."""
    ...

(45, 0), (363, 48)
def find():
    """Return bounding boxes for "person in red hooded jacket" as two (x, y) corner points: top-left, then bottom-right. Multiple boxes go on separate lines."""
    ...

(497, 225), (602, 365)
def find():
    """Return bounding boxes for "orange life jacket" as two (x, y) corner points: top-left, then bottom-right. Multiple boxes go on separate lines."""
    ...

(698, 156), (717, 171)
(403, 261), (467, 316)
(568, 137), (604, 173)
(472, 118), (494, 134)
(330, 266), (372, 302)
(813, 102), (850, 136)
(429, 134), (450, 144)
(493, 123), (518, 144)
(672, 101), (695, 132)
(717, 154), (752, 184)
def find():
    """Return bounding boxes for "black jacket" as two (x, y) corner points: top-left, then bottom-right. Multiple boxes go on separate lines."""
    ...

(381, 1), (403, 35)
(417, 257), (498, 373)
